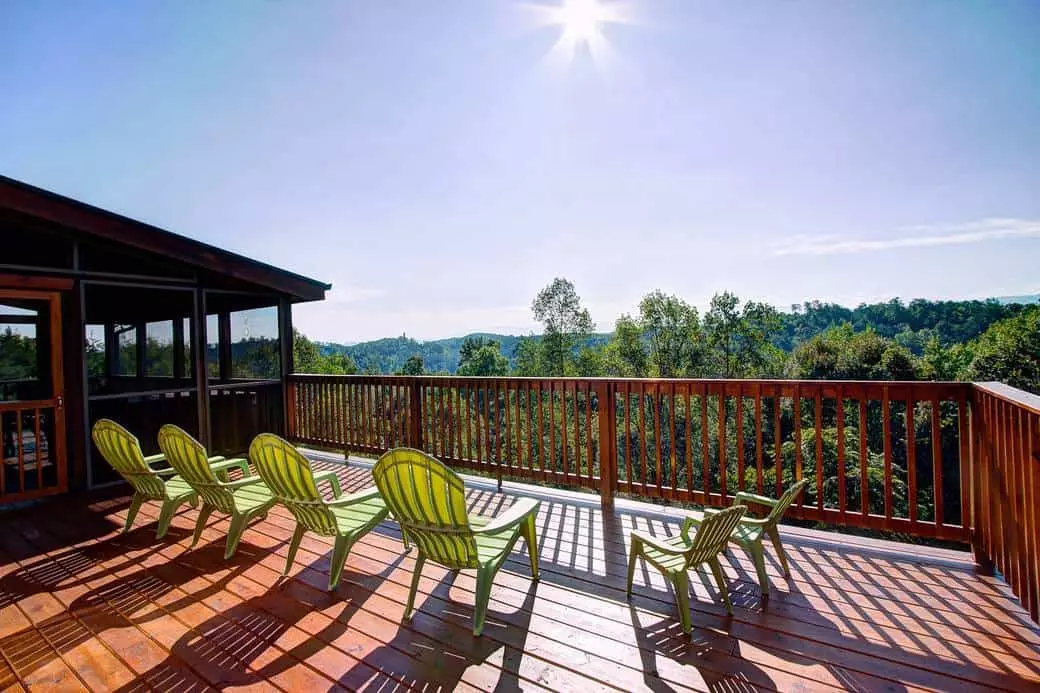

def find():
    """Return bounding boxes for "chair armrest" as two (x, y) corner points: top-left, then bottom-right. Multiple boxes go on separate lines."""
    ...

(473, 498), (539, 536)
(313, 470), (343, 497)
(152, 466), (179, 477)
(326, 487), (381, 507)
(680, 508), (718, 537)
(143, 453), (166, 464)
(208, 457), (249, 481)
(631, 530), (689, 556)
(734, 491), (778, 508)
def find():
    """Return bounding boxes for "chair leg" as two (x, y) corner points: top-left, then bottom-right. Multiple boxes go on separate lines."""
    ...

(405, 552), (426, 621)
(224, 513), (250, 560)
(191, 504), (214, 548)
(156, 499), (181, 539)
(328, 534), (356, 591)
(672, 571), (692, 634)
(401, 527), (411, 552)
(708, 558), (733, 615)
(522, 514), (539, 579)
(124, 494), (145, 533)
(285, 525), (306, 576)
(626, 539), (641, 598)
(767, 525), (790, 576)
(473, 564), (495, 637)
(748, 542), (771, 597)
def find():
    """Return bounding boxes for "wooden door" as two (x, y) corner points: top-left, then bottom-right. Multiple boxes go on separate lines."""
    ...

(0, 288), (66, 501)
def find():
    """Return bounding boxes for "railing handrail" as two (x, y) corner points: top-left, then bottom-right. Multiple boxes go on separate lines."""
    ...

(972, 381), (1040, 416)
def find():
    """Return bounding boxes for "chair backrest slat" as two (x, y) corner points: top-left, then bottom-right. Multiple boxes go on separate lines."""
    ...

(687, 505), (746, 566)
(372, 448), (477, 569)
(91, 419), (166, 499)
(768, 479), (810, 525)
(249, 433), (337, 535)
(158, 425), (235, 513)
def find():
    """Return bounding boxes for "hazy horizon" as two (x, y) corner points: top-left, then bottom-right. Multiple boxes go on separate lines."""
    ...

(3, 1), (1038, 342)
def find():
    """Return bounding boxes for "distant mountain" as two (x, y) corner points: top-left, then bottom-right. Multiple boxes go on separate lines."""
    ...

(995, 294), (1040, 306)
(319, 332), (610, 374)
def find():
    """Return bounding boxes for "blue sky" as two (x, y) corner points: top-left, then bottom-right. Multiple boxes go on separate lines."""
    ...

(2, 1), (1038, 342)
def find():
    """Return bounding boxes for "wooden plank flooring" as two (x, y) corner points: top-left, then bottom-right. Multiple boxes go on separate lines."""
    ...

(1, 454), (1039, 692)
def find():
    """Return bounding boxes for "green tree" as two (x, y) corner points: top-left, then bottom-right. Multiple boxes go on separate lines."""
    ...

(399, 354), (425, 375)
(531, 277), (594, 376)
(604, 315), (648, 376)
(638, 291), (704, 377)
(787, 324), (920, 380)
(512, 337), (542, 376)
(704, 292), (783, 377)
(965, 306), (1040, 394)
(457, 337), (509, 376)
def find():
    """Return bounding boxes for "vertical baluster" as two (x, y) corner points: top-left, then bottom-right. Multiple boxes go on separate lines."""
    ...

(793, 385), (803, 496)
(670, 383), (678, 497)
(624, 382), (633, 493)
(859, 395), (868, 518)
(932, 396), (944, 530)
(17, 407), (24, 493)
(537, 381), (546, 477)
(883, 387), (893, 525)
(957, 389), (969, 543)
(815, 390), (823, 515)
(517, 382), (524, 476)
(586, 382), (595, 487)
(35, 408), (43, 490)
(736, 386), (745, 493)
(718, 387), (727, 503)
(701, 384), (709, 503)
(639, 382), (648, 495)
(755, 386), (764, 495)
(653, 385), (662, 497)
(685, 385), (694, 501)
(549, 381), (558, 484)
(836, 386), (846, 522)
(774, 386), (783, 498)
(907, 392), (917, 524)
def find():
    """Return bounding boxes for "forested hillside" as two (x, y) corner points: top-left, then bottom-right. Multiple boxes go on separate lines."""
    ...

(301, 283), (1039, 393)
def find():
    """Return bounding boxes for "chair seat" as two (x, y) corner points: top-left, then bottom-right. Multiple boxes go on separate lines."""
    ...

(163, 476), (195, 501)
(331, 496), (389, 534)
(469, 515), (526, 566)
(232, 481), (276, 514)
(632, 530), (692, 574)
(731, 522), (765, 544)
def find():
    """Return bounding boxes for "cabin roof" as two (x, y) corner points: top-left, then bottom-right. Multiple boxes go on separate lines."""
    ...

(0, 174), (331, 302)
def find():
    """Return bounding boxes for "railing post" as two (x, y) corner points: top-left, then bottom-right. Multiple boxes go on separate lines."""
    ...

(596, 380), (616, 509)
(408, 377), (424, 451)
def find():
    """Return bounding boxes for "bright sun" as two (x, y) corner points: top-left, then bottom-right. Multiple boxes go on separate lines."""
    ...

(557, 0), (607, 42)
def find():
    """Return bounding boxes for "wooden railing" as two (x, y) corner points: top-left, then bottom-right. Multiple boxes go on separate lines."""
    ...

(287, 375), (972, 539)
(970, 382), (1040, 622)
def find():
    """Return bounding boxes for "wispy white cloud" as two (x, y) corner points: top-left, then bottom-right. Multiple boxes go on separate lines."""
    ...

(771, 218), (1040, 256)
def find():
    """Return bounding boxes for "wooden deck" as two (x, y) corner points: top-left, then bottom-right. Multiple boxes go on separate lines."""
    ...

(2, 453), (1039, 692)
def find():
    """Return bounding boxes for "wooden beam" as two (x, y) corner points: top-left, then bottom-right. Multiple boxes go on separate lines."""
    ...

(218, 311), (232, 382)
(172, 318), (185, 380)
(278, 297), (293, 436)
(192, 289), (210, 446)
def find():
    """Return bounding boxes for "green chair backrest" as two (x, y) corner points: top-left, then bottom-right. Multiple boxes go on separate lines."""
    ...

(158, 425), (235, 513)
(767, 479), (810, 526)
(687, 505), (747, 566)
(91, 419), (166, 499)
(372, 448), (477, 570)
(249, 433), (337, 536)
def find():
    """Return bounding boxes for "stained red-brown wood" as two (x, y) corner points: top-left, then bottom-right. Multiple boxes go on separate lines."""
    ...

(653, 385), (663, 497)
(718, 390), (727, 502)
(3, 454), (1039, 693)
(736, 388), (745, 493)
(907, 394), (918, 523)
(793, 386), (803, 492)
(931, 397), (943, 529)
(814, 392), (823, 513)
(859, 397), (869, 518)
(624, 382), (632, 492)
(755, 386), (764, 495)
(883, 388), (893, 524)
(685, 386), (695, 501)
(836, 386), (846, 522)
(774, 387), (783, 497)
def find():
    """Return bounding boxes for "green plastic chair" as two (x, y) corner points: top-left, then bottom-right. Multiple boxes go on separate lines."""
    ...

(372, 448), (540, 636)
(700, 479), (809, 597)
(249, 433), (390, 591)
(626, 505), (747, 634)
(157, 425), (276, 560)
(91, 418), (212, 539)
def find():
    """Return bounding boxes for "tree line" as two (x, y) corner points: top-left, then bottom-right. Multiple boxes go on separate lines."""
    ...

(299, 279), (1039, 394)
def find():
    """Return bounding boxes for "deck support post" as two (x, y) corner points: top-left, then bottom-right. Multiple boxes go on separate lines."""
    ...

(596, 380), (616, 509)
(408, 377), (424, 451)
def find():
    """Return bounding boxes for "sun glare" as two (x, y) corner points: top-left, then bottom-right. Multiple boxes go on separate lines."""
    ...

(537, 0), (627, 66)
(558, 0), (606, 42)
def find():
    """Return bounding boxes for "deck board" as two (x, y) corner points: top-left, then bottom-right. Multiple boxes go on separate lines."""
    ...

(1, 455), (1039, 692)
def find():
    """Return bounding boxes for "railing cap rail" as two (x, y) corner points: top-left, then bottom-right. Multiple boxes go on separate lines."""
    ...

(288, 373), (968, 387)
(972, 381), (1040, 416)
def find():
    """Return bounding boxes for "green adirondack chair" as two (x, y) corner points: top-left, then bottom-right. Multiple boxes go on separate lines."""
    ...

(249, 433), (390, 591)
(372, 448), (540, 637)
(92, 418), (218, 539)
(157, 425), (276, 559)
(626, 504), (747, 634)
(699, 479), (809, 597)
